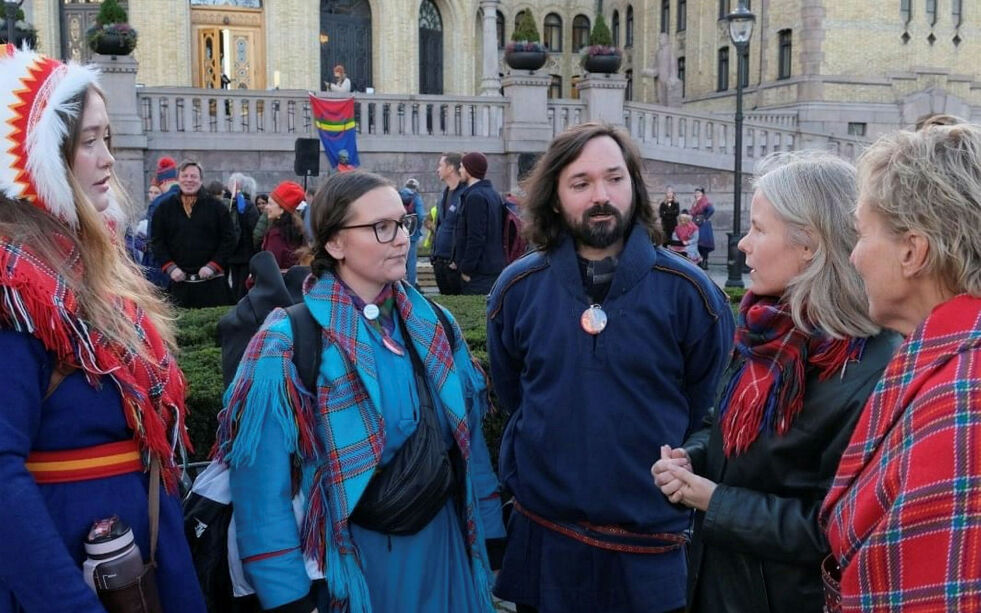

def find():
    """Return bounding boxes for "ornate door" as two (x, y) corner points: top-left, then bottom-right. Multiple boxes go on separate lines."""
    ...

(191, 6), (265, 89)
(61, 0), (127, 63)
(321, 0), (372, 92)
(418, 0), (443, 94)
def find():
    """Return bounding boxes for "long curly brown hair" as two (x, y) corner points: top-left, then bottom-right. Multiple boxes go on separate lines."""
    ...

(519, 122), (661, 250)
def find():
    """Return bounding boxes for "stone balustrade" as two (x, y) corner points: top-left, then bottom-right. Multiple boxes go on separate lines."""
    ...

(137, 87), (508, 153)
(623, 101), (868, 171)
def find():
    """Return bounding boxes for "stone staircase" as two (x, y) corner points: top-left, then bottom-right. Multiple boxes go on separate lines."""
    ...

(415, 260), (440, 296)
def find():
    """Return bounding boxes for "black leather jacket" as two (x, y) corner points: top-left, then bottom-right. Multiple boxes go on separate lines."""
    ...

(682, 330), (901, 613)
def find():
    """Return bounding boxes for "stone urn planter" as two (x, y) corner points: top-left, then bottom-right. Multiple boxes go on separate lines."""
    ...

(0, 20), (38, 47)
(86, 23), (138, 56)
(505, 42), (547, 71)
(582, 48), (623, 74)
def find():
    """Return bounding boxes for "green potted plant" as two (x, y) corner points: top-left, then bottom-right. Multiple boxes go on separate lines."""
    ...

(505, 10), (547, 72)
(581, 14), (622, 74)
(0, 7), (38, 48)
(86, 0), (138, 56)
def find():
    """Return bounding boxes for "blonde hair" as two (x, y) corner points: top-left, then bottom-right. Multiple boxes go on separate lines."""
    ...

(1, 86), (177, 356)
(858, 123), (981, 297)
(753, 151), (880, 339)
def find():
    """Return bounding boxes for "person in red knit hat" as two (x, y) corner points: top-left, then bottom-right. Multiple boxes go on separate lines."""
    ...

(0, 44), (205, 611)
(260, 180), (307, 270)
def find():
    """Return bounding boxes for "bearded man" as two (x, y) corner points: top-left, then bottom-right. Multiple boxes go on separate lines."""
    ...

(487, 122), (734, 613)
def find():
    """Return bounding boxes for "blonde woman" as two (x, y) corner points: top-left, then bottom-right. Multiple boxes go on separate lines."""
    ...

(0, 46), (205, 611)
(822, 122), (981, 611)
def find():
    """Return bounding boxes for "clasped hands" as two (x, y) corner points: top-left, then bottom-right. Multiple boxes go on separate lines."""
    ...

(651, 445), (717, 512)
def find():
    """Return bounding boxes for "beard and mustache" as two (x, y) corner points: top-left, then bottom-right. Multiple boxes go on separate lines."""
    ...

(565, 202), (631, 249)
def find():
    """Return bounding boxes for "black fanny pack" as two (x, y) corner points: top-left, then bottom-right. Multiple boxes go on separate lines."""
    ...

(348, 317), (464, 535)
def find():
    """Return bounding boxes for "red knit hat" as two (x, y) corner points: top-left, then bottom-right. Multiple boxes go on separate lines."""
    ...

(154, 156), (178, 188)
(270, 180), (305, 214)
(461, 151), (488, 180)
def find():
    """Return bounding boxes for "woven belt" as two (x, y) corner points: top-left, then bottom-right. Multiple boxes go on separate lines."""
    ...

(514, 500), (687, 555)
(26, 439), (143, 484)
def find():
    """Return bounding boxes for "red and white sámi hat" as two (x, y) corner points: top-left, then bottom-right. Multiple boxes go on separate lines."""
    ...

(0, 44), (109, 228)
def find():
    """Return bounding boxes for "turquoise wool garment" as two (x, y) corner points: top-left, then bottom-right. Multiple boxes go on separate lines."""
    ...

(216, 273), (499, 612)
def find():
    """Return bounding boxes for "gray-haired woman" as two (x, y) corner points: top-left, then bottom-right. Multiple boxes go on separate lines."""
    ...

(652, 152), (900, 613)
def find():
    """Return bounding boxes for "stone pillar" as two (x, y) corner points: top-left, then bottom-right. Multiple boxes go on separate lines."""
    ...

(93, 54), (147, 214)
(479, 0), (501, 95)
(502, 73), (552, 152)
(579, 74), (628, 125)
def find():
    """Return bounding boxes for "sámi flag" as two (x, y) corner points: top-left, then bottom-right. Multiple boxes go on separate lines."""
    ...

(309, 94), (360, 168)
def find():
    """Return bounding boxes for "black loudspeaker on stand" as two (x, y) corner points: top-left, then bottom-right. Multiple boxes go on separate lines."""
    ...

(294, 138), (320, 191)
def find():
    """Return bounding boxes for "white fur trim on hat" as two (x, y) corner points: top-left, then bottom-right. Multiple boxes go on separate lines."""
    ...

(0, 45), (101, 228)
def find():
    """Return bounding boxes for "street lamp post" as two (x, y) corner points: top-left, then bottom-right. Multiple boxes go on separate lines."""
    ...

(725, 2), (755, 288)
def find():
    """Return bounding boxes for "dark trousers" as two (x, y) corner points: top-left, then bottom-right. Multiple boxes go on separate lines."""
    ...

(460, 272), (498, 296)
(168, 275), (232, 308)
(227, 263), (250, 301)
(432, 257), (462, 295)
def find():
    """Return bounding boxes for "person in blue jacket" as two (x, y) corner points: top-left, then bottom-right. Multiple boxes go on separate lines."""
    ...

(488, 122), (735, 613)
(0, 45), (205, 612)
(216, 170), (506, 613)
(398, 177), (425, 287)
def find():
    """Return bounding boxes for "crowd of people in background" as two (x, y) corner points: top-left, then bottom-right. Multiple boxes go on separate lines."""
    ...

(2, 44), (980, 613)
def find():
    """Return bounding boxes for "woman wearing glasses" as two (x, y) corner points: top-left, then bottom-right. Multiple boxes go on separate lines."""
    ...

(216, 171), (506, 613)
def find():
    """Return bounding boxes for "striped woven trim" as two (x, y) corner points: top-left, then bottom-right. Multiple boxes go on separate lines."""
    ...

(26, 439), (142, 483)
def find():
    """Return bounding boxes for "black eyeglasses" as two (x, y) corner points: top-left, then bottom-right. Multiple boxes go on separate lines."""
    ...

(339, 214), (418, 244)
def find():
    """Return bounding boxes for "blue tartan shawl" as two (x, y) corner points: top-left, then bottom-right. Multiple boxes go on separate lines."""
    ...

(216, 273), (494, 613)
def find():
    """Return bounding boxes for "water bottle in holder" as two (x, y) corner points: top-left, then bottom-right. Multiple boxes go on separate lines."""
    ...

(82, 516), (162, 613)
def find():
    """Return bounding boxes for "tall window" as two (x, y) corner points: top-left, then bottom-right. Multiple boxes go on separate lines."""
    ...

(496, 10), (505, 49)
(717, 47), (729, 91)
(612, 10), (620, 47)
(900, 0), (911, 23)
(953, 0), (963, 26)
(626, 5), (634, 47)
(678, 0), (687, 31)
(549, 74), (562, 99)
(660, 0), (670, 34)
(678, 56), (686, 97)
(719, 0), (730, 19)
(625, 69), (633, 100)
(778, 29), (792, 79)
(571, 75), (582, 100)
(544, 13), (562, 51)
(739, 44), (749, 88)
(573, 14), (591, 51)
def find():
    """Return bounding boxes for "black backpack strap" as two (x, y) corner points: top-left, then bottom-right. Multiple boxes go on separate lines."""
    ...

(424, 296), (456, 351)
(285, 303), (322, 394)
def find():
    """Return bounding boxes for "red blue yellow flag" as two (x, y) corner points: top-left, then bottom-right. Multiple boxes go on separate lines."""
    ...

(309, 95), (360, 168)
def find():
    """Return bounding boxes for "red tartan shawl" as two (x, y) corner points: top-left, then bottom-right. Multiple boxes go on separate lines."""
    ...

(718, 292), (865, 456)
(0, 236), (191, 492)
(821, 294), (981, 612)
(674, 221), (698, 243)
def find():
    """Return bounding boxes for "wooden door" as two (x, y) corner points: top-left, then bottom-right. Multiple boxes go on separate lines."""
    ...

(191, 6), (265, 90)
(61, 0), (128, 63)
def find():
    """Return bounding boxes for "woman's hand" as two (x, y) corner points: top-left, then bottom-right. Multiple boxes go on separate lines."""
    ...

(654, 462), (717, 512)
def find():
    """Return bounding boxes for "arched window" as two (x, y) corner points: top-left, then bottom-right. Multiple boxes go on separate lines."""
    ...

(497, 10), (505, 49)
(573, 14), (590, 51)
(926, 0), (936, 25)
(626, 5), (634, 46)
(418, 0), (443, 94)
(544, 13), (562, 51)
(900, 0), (911, 23)
(612, 10), (620, 47)
(515, 9), (529, 32)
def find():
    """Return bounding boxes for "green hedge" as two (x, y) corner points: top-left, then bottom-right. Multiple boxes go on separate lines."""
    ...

(176, 289), (745, 462)
(176, 297), (495, 461)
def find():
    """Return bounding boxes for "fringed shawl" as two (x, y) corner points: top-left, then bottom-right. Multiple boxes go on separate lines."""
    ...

(216, 273), (495, 613)
(0, 236), (191, 492)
